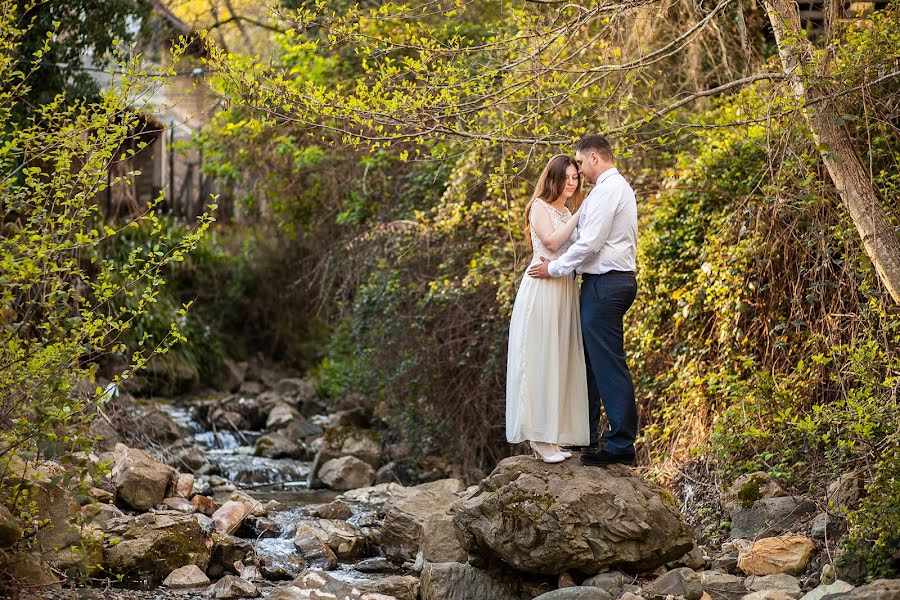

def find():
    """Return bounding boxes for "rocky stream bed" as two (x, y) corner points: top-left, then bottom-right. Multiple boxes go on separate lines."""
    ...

(2, 367), (898, 600)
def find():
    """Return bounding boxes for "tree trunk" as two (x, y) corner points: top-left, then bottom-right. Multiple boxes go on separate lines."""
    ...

(764, 0), (900, 304)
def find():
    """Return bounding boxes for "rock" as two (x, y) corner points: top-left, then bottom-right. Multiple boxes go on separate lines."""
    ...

(559, 573), (577, 587)
(534, 588), (615, 600)
(289, 569), (397, 599)
(376, 462), (402, 485)
(730, 497), (817, 540)
(240, 380), (266, 396)
(192, 494), (217, 516)
(314, 499), (353, 520)
(163, 564), (210, 588)
(81, 503), (124, 527)
(293, 528), (339, 570)
(273, 377), (315, 401)
(645, 567), (704, 600)
(419, 562), (516, 600)
(102, 511), (213, 584)
(830, 579), (900, 600)
(737, 536), (816, 576)
(380, 484), (464, 563)
(620, 594), (644, 600)
(742, 591), (795, 600)
(455, 456), (694, 575)
(218, 358), (247, 393)
(2, 552), (59, 588)
(89, 486), (115, 504)
(208, 574), (259, 598)
(826, 473), (864, 516)
(266, 402), (304, 430)
(161, 497), (196, 513)
(340, 482), (408, 506)
(700, 570), (750, 600)
(175, 473), (195, 498)
(722, 473), (788, 514)
(420, 511), (468, 564)
(582, 571), (628, 595)
(208, 533), (257, 578)
(355, 574), (420, 600)
(356, 557), (402, 573)
(799, 581), (855, 600)
(293, 519), (367, 559)
(172, 444), (213, 474)
(309, 428), (383, 486)
(319, 455), (376, 491)
(238, 515), (281, 539)
(744, 574), (802, 598)
(254, 433), (305, 459)
(142, 409), (188, 444)
(212, 500), (249, 535)
(671, 544), (708, 570)
(259, 550), (306, 581)
(111, 444), (177, 511)
(0, 505), (23, 547)
(90, 416), (122, 451)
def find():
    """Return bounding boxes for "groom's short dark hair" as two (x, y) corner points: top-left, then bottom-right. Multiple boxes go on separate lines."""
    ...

(574, 134), (614, 162)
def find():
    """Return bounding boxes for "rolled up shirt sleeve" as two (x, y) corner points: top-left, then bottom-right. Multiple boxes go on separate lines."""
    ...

(548, 186), (618, 277)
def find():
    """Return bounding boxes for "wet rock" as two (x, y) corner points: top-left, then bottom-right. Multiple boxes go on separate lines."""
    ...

(161, 497), (196, 513)
(293, 528), (339, 570)
(355, 574), (420, 600)
(208, 533), (257, 578)
(293, 518), (366, 559)
(238, 515), (281, 538)
(381, 483), (464, 563)
(356, 557), (402, 573)
(287, 569), (393, 599)
(175, 473), (195, 498)
(102, 511), (213, 585)
(319, 455), (376, 491)
(535, 588), (614, 600)
(212, 500), (250, 535)
(0, 505), (23, 547)
(192, 494), (218, 516)
(799, 581), (854, 600)
(211, 408), (250, 431)
(171, 444), (213, 474)
(314, 499), (353, 520)
(259, 550), (306, 581)
(722, 473), (788, 514)
(582, 570), (629, 595)
(254, 432), (305, 459)
(340, 482), (408, 507)
(308, 428), (383, 488)
(209, 574), (259, 598)
(163, 564), (210, 588)
(81, 502), (124, 528)
(266, 402), (303, 429)
(700, 570), (750, 600)
(455, 457), (694, 575)
(142, 408), (188, 444)
(826, 473), (865, 516)
(738, 536), (816, 576)
(645, 567), (704, 600)
(730, 497), (816, 540)
(744, 573), (802, 598)
(111, 443), (177, 511)
(420, 562), (516, 600)
(829, 579), (900, 599)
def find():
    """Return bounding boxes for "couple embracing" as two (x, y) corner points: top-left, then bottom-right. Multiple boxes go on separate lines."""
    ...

(506, 134), (639, 467)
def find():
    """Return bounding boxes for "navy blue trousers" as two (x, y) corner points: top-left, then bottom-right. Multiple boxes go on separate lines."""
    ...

(580, 272), (638, 454)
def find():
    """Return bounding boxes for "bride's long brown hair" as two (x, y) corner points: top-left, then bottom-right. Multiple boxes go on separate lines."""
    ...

(524, 154), (583, 234)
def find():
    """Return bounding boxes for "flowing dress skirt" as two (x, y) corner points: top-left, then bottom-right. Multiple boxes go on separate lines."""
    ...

(506, 270), (590, 445)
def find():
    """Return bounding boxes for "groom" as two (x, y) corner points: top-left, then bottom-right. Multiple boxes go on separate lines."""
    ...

(527, 134), (639, 466)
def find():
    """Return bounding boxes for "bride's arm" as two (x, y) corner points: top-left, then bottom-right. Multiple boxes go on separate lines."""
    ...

(531, 203), (580, 253)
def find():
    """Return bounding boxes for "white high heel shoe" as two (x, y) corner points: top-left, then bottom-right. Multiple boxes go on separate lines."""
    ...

(552, 444), (572, 459)
(530, 441), (565, 464)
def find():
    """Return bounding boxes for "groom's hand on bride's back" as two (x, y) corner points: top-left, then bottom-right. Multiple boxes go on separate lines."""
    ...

(527, 257), (552, 279)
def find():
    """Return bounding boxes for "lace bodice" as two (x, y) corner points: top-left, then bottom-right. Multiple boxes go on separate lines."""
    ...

(529, 199), (577, 264)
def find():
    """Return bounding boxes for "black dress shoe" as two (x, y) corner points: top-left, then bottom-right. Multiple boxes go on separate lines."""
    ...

(561, 444), (598, 453)
(580, 449), (636, 466)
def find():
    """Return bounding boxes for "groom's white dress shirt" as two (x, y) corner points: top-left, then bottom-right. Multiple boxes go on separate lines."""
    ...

(548, 167), (637, 278)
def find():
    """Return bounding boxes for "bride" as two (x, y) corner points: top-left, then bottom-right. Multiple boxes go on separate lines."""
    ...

(506, 154), (590, 463)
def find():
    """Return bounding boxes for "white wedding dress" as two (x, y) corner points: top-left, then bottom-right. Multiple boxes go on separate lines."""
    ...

(506, 199), (590, 445)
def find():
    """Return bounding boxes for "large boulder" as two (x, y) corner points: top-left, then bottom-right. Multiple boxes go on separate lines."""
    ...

(419, 562), (516, 600)
(722, 472), (787, 514)
(454, 457), (694, 575)
(292, 519), (367, 559)
(319, 455), (376, 491)
(308, 428), (382, 487)
(826, 579), (900, 600)
(111, 444), (176, 511)
(730, 497), (816, 540)
(354, 575), (420, 600)
(141, 408), (189, 445)
(380, 482), (465, 563)
(737, 536), (816, 576)
(102, 511), (213, 585)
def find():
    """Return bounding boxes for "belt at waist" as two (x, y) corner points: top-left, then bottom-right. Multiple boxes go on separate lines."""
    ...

(582, 270), (635, 278)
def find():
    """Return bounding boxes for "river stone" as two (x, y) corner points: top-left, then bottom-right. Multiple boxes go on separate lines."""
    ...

(208, 533), (257, 578)
(454, 456), (694, 575)
(356, 557), (402, 573)
(800, 581), (855, 600)
(340, 483), (408, 506)
(582, 570), (628, 595)
(314, 499), (353, 520)
(534, 588), (615, 600)
(254, 433), (305, 459)
(161, 497), (196, 513)
(730, 497), (817, 539)
(293, 528), (339, 570)
(293, 519), (366, 559)
(738, 536), (815, 576)
(700, 570), (750, 600)
(212, 500), (250, 534)
(163, 564), (210, 588)
(209, 574), (259, 598)
(0, 505), (23, 547)
(142, 408), (188, 444)
(355, 574), (420, 600)
(743, 591), (796, 600)
(266, 402), (303, 431)
(319, 455), (376, 491)
(745, 574), (802, 597)
(289, 569), (397, 599)
(111, 443), (177, 511)
(102, 511), (213, 584)
(419, 510), (468, 563)
(827, 579), (900, 599)
(81, 502), (124, 527)
(380, 484), (464, 562)
(175, 473), (195, 498)
(645, 567), (704, 600)
(722, 473), (788, 514)
(419, 562), (516, 600)
(192, 494), (217, 516)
